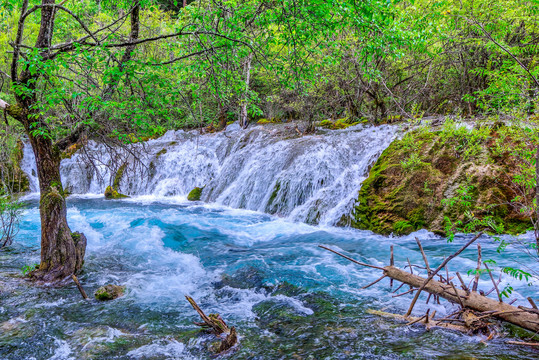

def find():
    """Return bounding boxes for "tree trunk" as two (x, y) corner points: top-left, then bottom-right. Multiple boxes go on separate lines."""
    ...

(28, 131), (86, 282)
(239, 52), (253, 129)
(536, 143), (539, 256)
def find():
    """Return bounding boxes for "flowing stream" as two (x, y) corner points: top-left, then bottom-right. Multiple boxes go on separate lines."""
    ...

(3, 124), (538, 359)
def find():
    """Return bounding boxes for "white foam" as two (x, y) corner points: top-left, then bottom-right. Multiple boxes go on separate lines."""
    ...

(127, 339), (194, 359)
(48, 338), (75, 360)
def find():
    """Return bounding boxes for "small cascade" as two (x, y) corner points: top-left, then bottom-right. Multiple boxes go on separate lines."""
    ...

(21, 123), (397, 225)
(20, 143), (39, 192)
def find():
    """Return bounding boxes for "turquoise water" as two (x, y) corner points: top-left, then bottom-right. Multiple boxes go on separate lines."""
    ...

(0, 197), (538, 359)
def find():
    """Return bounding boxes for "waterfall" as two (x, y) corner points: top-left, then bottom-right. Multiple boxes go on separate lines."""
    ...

(21, 123), (397, 225)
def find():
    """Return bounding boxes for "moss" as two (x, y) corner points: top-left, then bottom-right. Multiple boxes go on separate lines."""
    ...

(156, 148), (167, 158)
(318, 118), (360, 130)
(268, 181), (281, 206)
(94, 284), (125, 301)
(1, 140), (30, 193)
(40, 185), (65, 210)
(113, 163), (127, 190)
(60, 143), (83, 159)
(257, 118), (281, 124)
(104, 186), (129, 199)
(352, 124), (532, 236)
(187, 187), (203, 201)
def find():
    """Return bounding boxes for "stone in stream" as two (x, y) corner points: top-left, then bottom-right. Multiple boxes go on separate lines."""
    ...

(94, 284), (126, 301)
(214, 266), (270, 291)
(187, 186), (203, 201)
(104, 186), (129, 199)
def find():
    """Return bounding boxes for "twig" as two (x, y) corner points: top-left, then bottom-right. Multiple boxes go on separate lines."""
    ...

(450, 281), (464, 308)
(318, 245), (385, 270)
(473, 244), (482, 292)
(506, 340), (539, 347)
(456, 272), (469, 294)
(424, 309), (430, 324)
(406, 314), (427, 326)
(362, 275), (387, 289)
(405, 232), (482, 317)
(390, 245), (394, 288)
(416, 237), (431, 274)
(528, 297), (538, 310)
(393, 288), (418, 298)
(484, 263), (502, 302)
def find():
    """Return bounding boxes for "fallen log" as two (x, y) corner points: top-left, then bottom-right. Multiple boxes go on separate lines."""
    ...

(319, 243), (539, 334)
(383, 265), (539, 332)
(384, 266), (539, 332)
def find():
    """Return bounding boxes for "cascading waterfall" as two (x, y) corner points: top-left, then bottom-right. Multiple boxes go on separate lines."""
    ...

(21, 123), (397, 225)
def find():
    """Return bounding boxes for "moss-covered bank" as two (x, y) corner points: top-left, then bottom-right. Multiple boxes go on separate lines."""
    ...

(352, 122), (532, 236)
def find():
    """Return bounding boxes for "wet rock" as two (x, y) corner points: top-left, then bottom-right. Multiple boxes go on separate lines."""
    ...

(187, 187), (203, 201)
(271, 281), (305, 297)
(94, 284), (125, 301)
(214, 267), (269, 291)
(104, 186), (129, 200)
(252, 299), (306, 334)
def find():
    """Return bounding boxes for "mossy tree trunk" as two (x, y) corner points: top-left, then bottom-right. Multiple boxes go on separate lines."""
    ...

(535, 144), (539, 256)
(0, 0), (86, 282)
(29, 132), (86, 281)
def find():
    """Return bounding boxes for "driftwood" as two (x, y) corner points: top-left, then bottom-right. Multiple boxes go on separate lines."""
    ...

(367, 309), (469, 332)
(185, 295), (238, 353)
(320, 234), (539, 335)
(71, 274), (88, 300)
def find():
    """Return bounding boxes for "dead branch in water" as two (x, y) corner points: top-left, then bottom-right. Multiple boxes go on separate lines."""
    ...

(185, 295), (238, 353)
(319, 233), (539, 335)
(71, 274), (88, 300)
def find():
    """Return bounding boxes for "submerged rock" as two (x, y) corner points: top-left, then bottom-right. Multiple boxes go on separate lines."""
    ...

(104, 186), (129, 200)
(95, 284), (126, 301)
(187, 187), (203, 201)
(214, 266), (270, 291)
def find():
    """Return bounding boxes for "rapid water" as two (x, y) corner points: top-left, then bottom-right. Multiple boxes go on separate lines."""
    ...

(0, 198), (537, 359)
(21, 123), (397, 225)
(6, 124), (538, 359)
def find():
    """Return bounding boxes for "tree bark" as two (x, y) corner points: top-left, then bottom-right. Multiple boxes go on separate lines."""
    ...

(239, 52), (253, 129)
(535, 144), (539, 256)
(3, 0), (87, 282)
(29, 132), (86, 281)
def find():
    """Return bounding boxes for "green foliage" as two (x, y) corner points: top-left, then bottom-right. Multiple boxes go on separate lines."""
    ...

(400, 153), (423, 171)
(21, 263), (39, 276)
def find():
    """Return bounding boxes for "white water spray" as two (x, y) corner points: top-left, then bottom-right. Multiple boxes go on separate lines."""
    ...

(21, 124), (397, 225)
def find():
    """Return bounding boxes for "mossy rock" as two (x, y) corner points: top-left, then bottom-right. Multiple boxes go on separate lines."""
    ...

(352, 124), (532, 236)
(94, 284), (126, 301)
(104, 186), (129, 199)
(187, 187), (203, 201)
(317, 118), (359, 130)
